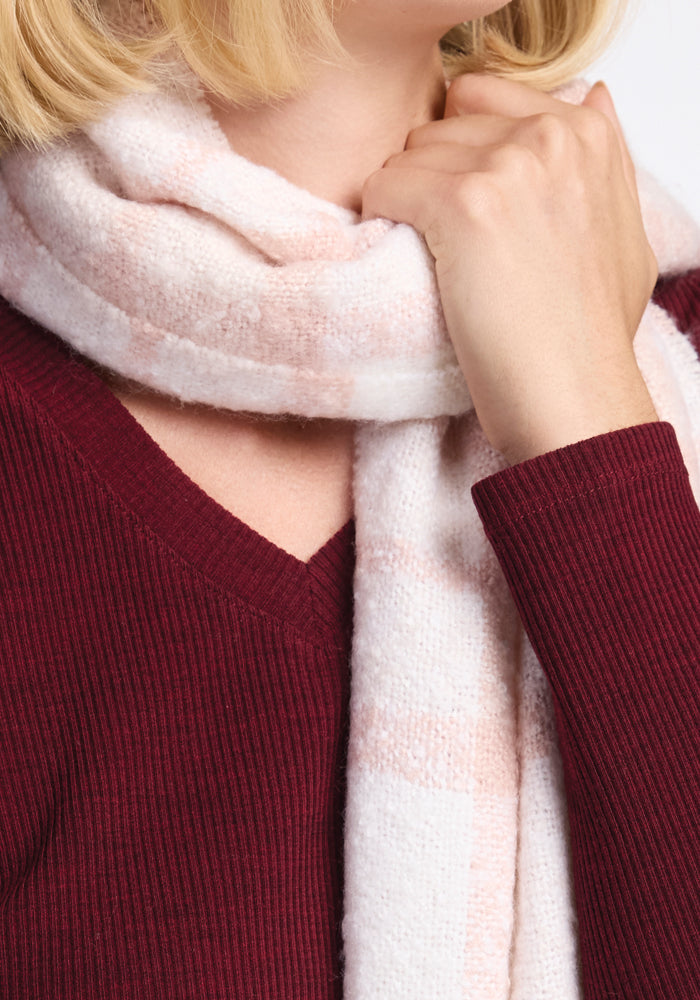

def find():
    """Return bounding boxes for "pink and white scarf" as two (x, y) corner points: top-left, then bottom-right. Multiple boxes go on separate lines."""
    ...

(1, 72), (699, 999)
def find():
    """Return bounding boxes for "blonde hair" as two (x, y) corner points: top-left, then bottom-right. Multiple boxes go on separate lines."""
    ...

(0, 0), (627, 151)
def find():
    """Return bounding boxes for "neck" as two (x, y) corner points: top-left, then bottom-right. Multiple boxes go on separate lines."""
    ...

(207, 35), (447, 212)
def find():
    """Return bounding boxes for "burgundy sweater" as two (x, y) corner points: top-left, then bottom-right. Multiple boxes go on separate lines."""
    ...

(0, 278), (699, 999)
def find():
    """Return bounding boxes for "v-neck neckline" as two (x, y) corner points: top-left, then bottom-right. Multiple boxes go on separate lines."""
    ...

(0, 301), (355, 646)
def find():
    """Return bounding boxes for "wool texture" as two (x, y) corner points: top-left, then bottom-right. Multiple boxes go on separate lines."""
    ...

(1, 73), (699, 999)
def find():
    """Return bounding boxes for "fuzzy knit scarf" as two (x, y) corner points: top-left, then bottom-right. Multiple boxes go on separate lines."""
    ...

(1, 72), (699, 1000)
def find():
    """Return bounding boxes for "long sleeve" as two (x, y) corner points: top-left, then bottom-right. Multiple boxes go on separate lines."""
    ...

(472, 422), (700, 998)
(471, 263), (700, 1000)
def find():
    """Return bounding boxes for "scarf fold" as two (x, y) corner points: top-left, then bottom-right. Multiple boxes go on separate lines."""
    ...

(1, 72), (699, 999)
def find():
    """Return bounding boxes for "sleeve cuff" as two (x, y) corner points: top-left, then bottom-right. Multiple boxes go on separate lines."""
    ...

(471, 422), (687, 532)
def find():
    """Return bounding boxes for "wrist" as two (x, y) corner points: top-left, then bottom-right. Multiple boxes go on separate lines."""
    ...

(492, 371), (659, 466)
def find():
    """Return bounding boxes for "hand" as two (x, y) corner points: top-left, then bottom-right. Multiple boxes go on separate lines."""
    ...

(362, 75), (659, 464)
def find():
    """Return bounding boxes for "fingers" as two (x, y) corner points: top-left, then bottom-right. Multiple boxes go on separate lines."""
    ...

(361, 163), (450, 239)
(389, 139), (507, 176)
(444, 73), (559, 119)
(434, 74), (641, 209)
(406, 114), (515, 151)
(364, 73), (645, 276)
(360, 74), (657, 464)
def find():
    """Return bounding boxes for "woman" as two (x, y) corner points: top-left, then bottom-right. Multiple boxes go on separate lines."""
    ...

(0, 0), (698, 997)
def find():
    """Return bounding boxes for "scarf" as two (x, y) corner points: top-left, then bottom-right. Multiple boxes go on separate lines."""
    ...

(1, 71), (699, 999)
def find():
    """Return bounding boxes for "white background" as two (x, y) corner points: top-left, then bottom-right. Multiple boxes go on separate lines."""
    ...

(587, 0), (700, 223)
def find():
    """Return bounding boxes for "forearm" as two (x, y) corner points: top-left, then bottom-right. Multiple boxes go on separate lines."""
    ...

(473, 421), (700, 998)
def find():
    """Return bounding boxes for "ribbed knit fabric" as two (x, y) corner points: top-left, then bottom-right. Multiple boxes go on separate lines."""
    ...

(1, 267), (700, 999)
(3, 69), (700, 998)
(655, 267), (700, 350)
(0, 303), (352, 999)
(472, 422), (700, 999)
(472, 257), (700, 1000)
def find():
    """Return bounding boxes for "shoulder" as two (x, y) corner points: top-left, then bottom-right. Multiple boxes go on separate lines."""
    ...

(0, 294), (96, 413)
(0, 296), (106, 530)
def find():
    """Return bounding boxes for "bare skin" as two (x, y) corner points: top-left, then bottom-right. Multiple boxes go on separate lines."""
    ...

(363, 76), (658, 463)
(111, 0), (658, 559)
(108, 383), (356, 562)
(112, 1), (500, 561)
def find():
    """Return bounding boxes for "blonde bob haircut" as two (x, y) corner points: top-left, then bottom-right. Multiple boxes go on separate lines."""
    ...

(1, 0), (627, 151)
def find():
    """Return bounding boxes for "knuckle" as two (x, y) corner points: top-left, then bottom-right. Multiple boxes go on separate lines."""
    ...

(404, 126), (425, 150)
(490, 141), (539, 178)
(576, 107), (615, 147)
(451, 172), (501, 219)
(524, 111), (572, 152)
(405, 120), (440, 149)
(448, 72), (492, 110)
(360, 168), (383, 207)
(361, 169), (379, 196)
